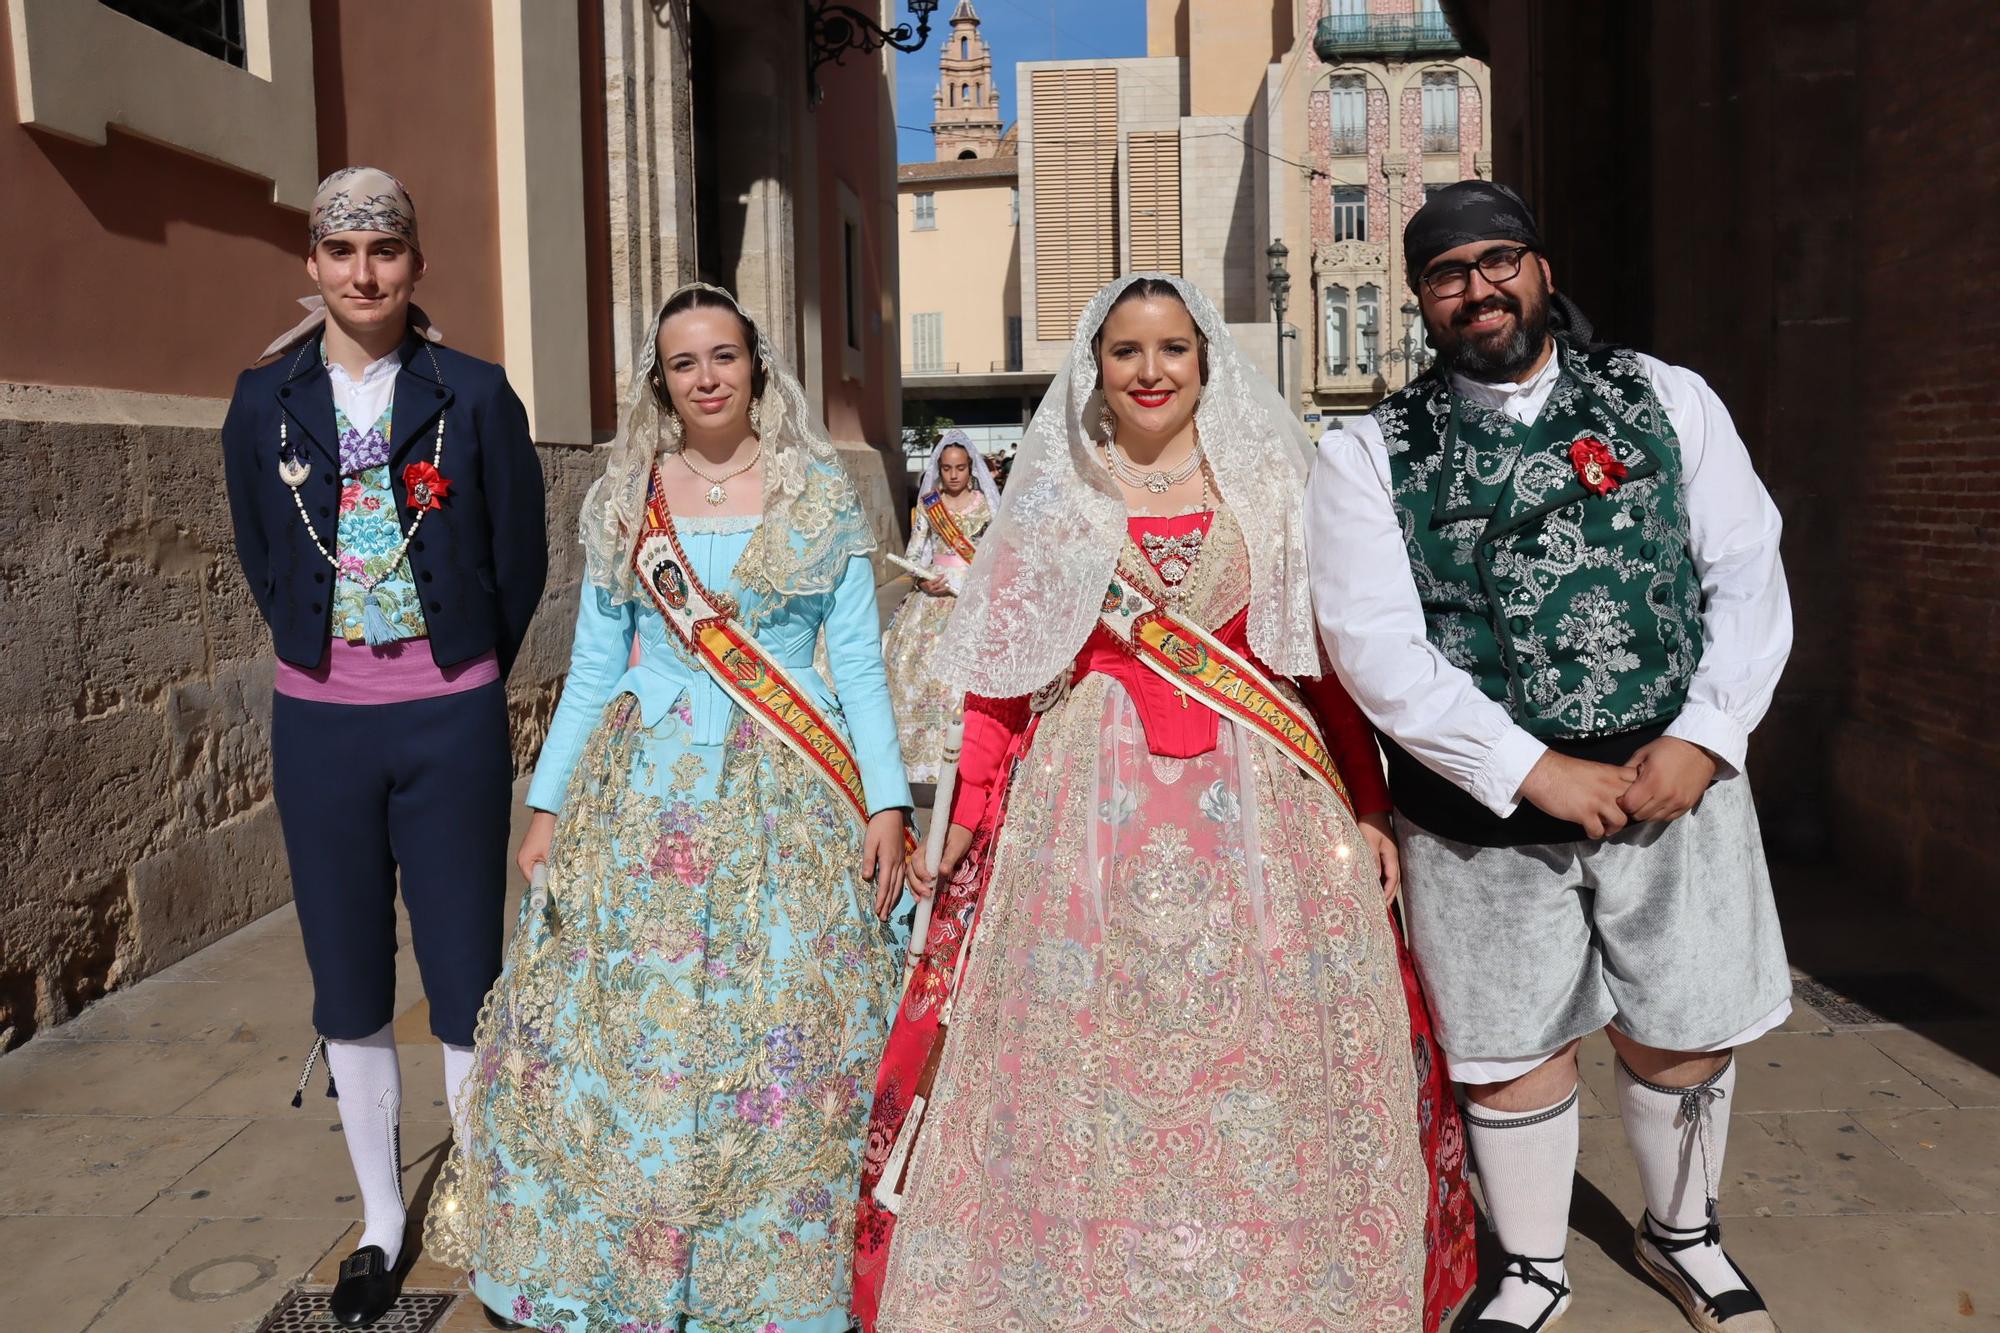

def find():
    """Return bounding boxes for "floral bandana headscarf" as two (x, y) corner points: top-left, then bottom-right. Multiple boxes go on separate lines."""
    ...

(309, 166), (421, 253)
(254, 166), (441, 364)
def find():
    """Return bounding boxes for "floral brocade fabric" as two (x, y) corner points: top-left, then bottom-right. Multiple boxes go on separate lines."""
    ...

(873, 510), (1428, 1333)
(329, 400), (426, 643)
(426, 695), (902, 1330)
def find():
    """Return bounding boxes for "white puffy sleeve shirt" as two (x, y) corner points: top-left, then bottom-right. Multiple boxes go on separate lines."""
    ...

(1304, 352), (1793, 818)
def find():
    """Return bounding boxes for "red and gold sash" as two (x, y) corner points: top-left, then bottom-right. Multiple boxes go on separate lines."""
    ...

(634, 469), (886, 835)
(1097, 563), (1353, 813)
(920, 491), (978, 564)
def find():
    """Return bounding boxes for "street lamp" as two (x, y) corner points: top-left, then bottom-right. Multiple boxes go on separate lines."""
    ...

(1378, 298), (1435, 381)
(1266, 238), (1291, 400)
(808, 0), (939, 104)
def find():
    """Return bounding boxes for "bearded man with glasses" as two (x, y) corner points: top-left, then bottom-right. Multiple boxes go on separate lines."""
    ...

(1304, 181), (1793, 1333)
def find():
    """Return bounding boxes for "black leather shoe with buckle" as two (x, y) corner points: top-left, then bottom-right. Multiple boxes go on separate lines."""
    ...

(328, 1245), (402, 1326)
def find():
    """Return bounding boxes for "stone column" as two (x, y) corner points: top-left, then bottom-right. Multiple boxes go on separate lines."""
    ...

(601, 0), (700, 405)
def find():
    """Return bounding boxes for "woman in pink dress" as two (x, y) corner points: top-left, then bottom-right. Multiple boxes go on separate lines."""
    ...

(862, 274), (1473, 1333)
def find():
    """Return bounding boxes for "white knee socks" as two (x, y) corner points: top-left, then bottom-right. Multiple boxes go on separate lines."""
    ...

(1463, 1087), (1579, 1325)
(442, 1042), (476, 1137)
(324, 1024), (406, 1268)
(1617, 1054), (1746, 1298)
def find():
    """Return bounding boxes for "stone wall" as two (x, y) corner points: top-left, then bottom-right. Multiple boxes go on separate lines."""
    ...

(0, 384), (598, 1050)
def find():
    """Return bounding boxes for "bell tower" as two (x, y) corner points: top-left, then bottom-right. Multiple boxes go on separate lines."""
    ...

(932, 0), (1003, 161)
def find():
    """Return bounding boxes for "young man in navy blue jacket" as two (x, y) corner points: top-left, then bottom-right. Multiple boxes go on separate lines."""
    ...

(221, 167), (545, 1327)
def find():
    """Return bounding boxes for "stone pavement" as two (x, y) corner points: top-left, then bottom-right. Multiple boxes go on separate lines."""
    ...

(2, 864), (1997, 1332)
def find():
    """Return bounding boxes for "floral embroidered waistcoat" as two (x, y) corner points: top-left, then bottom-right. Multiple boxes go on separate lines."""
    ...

(1374, 344), (1703, 740)
(331, 399), (428, 643)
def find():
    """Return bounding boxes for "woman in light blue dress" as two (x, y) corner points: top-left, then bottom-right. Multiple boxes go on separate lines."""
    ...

(428, 284), (914, 1332)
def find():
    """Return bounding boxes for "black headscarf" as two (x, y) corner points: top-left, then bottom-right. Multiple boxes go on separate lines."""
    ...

(1403, 180), (1599, 349)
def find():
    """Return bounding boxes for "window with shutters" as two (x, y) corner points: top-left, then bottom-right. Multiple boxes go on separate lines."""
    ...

(1332, 185), (1367, 242)
(1328, 76), (1366, 156)
(1324, 285), (1350, 374)
(1127, 132), (1182, 276)
(914, 192), (937, 230)
(1422, 71), (1459, 152)
(1326, 0), (1366, 42)
(1356, 284), (1381, 373)
(1031, 67), (1119, 341)
(912, 313), (945, 372)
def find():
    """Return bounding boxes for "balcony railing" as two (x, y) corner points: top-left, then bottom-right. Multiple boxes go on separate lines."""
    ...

(904, 361), (960, 375)
(1328, 129), (1366, 155)
(1314, 14), (1460, 62)
(1422, 128), (1460, 152)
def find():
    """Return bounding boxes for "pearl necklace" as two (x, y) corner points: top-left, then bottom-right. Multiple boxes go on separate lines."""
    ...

(276, 340), (446, 596)
(678, 442), (762, 505)
(1106, 437), (1204, 494)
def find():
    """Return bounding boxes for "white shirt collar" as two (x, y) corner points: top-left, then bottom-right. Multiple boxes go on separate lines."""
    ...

(326, 348), (402, 387)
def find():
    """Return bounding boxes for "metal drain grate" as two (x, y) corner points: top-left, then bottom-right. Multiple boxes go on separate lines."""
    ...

(1793, 972), (1988, 1028)
(254, 1287), (457, 1332)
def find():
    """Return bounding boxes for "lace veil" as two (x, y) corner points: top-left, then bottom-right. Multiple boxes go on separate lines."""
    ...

(579, 281), (875, 604)
(933, 272), (1319, 697)
(915, 427), (1002, 512)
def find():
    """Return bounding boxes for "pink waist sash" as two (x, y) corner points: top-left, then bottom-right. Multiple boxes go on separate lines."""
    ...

(274, 637), (500, 706)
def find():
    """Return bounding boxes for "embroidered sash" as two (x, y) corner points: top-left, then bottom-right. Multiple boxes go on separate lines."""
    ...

(921, 490), (978, 563)
(1097, 561), (1353, 813)
(634, 471), (885, 835)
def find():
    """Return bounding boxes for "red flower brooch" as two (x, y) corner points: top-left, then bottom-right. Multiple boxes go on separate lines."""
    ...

(1568, 437), (1627, 496)
(402, 461), (452, 511)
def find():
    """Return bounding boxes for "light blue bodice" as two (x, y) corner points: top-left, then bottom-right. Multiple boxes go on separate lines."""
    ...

(526, 515), (912, 817)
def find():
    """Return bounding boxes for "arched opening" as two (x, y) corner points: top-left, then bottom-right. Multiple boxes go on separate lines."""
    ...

(962, 82), (973, 105)
(957, 149), (978, 160)
(960, 35), (969, 58)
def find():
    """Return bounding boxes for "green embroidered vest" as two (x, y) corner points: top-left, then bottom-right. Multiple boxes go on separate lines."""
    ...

(1374, 345), (1703, 740)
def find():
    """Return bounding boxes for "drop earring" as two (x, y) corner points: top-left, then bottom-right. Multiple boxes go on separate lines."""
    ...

(748, 398), (763, 437)
(1098, 404), (1118, 443)
(664, 409), (684, 445)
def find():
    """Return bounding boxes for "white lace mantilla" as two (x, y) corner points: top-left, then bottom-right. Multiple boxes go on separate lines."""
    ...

(934, 273), (1321, 697)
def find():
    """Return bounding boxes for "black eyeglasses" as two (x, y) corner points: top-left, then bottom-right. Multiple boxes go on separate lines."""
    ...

(1421, 245), (1534, 299)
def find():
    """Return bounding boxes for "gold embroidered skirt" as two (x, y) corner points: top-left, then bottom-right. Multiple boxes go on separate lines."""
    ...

(881, 587), (960, 785)
(427, 695), (902, 1330)
(875, 674), (1428, 1333)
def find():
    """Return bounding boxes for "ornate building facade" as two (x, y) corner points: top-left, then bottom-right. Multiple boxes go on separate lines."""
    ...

(1011, 0), (1488, 420)
(1301, 0), (1492, 417)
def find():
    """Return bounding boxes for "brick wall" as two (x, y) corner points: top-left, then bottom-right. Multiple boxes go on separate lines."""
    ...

(1478, 0), (2000, 936)
(1835, 0), (2000, 923)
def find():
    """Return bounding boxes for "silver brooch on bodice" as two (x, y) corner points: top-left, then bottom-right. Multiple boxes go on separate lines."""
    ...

(1141, 529), (1206, 586)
